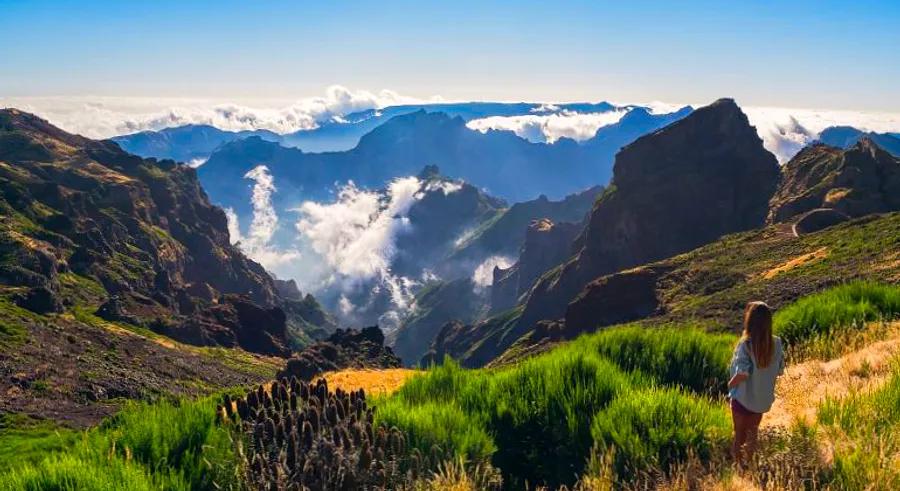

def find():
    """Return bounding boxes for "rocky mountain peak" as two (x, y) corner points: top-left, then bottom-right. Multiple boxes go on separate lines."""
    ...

(518, 98), (780, 333)
(769, 138), (900, 224)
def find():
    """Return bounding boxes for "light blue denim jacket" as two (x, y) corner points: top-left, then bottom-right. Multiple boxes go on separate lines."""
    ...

(729, 336), (785, 413)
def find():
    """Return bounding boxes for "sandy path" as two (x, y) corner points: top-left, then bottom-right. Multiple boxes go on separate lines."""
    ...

(763, 328), (900, 428)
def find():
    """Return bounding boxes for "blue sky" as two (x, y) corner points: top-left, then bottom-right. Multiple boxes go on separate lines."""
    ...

(1, 0), (898, 111)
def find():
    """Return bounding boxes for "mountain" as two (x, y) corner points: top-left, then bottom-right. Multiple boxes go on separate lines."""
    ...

(426, 99), (781, 366)
(197, 105), (693, 230)
(0, 109), (336, 354)
(0, 109), (335, 424)
(818, 126), (900, 156)
(448, 185), (603, 265)
(112, 101), (625, 160)
(112, 124), (281, 164)
(769, 139), (900, 224)
(389, 277), (484, 366)
(581, 105), (693, 154)
(490, 218), (582, 313)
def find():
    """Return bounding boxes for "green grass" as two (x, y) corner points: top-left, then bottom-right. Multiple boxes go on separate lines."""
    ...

(590, 387), (730, 476)
(0, 395), (242, 491)
(818, 359), (900, 489)
(774, 282), (900, 356)
(0, 414), (79, 472)
(0, 293), (39, 347)
(572, 324), (735, 395)
(379, 323), (735, 488)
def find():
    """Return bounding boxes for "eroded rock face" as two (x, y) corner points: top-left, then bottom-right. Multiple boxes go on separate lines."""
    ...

(519, 98), (780, 331)
(563, 266), (666, 337)
(278, 326), (401, 381)
(491, 219), (581, 312)
(768, 139), (900, 224)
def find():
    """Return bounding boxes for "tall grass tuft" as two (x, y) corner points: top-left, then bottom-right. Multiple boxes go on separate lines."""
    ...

(589, 387), (731, 479)
(379, 328), (735, 489)
(774, 282), (900, 354)
(0, 396), (241, 491)
(818, 359), (900, 490)
(572, 325), (735, 395)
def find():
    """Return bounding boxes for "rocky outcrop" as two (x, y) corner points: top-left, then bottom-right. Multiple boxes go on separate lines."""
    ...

(0, 109), (323, 355)
(768, 139), (900, 224)
(793, 208), (851, 235)
(563, 266), (667, 337)
(449, 186), (602, 264)
(518, 98), (780, 331)
(278, 326), (401, 381)
(490, 219), (581, 312)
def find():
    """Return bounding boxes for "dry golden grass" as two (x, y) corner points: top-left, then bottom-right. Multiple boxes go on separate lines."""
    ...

(765, 322), (900, 429)
(321, 368), (420, 396)
(761, 247), (829, 280)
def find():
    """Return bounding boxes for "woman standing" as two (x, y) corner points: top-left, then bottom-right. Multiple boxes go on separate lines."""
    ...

(728, 301), (785, 466)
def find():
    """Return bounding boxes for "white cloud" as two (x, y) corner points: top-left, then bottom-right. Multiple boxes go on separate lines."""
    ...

(472, 255), (515, 288)
(0, 85), (442, 139)
(227, 165), (301, 271)
(466, 109), (629, 143)
(187, 157), (208, 168)
(295, 176), (422, 280)
(744, 106), (900, 163)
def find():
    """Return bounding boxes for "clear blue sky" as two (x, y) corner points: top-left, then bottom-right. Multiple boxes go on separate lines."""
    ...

(1, 0), (898, 111)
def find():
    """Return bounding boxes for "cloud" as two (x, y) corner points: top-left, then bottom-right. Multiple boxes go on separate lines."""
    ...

(227, 165), (301, 270)
(466, 109), (629, 143)
(295, 176), (422, 281)
(472, 255), (515, 288)
(0, 86), (442, 139)
(743, 106), (900, 163)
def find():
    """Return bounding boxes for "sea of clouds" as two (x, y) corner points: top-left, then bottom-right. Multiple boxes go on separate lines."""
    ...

(0, 86), (442, 139)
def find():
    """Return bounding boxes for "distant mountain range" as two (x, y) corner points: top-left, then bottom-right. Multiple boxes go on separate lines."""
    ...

(113, 101), (622, 158)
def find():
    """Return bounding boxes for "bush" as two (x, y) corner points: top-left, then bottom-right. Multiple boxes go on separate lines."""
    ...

(774, 282), (900, 349)
(575, 325), (735, 395)
(590, 387), (731, 478)
(0, 396), (241, 491)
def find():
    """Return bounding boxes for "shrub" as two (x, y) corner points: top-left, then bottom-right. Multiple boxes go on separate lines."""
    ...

(774, 282), (900, 350)
(574, 325), (735, 395)
(0, 396), (241, 491)
(590, 387), (731, 479)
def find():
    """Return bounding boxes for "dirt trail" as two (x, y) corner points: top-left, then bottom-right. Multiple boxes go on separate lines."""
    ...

(763, 327), (900, 429)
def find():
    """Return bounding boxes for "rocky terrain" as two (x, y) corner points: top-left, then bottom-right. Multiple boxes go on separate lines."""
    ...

(0, 109), (330, 424)
(278, 326), (402, 381)
(768, 138), (900, 223)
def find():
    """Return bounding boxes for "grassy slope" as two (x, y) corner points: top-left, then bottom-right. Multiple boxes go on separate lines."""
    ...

(0, 270), (281, 428)
(4, 283), (898, 489)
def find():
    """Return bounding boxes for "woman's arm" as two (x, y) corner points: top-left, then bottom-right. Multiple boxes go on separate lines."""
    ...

(729, 372), (749, 389)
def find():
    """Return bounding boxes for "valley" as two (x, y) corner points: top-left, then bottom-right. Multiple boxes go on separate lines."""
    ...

(2, 93), (900, 489)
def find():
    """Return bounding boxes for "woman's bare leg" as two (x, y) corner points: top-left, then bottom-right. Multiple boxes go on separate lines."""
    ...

(731, 412), (748, 465)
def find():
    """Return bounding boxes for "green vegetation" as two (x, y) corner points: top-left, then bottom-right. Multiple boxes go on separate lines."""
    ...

(774, 281), (900, 358)
(0, 414), (78, 472)
(590, 387), (730, 476)
(0, 395), (241, 491)
(378, 324), (734, 488)
(575, 324), (735, 395)
(818, 360), (900, 489)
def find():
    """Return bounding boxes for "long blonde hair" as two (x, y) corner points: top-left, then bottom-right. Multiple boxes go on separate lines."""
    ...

(741, 301), (774, 368)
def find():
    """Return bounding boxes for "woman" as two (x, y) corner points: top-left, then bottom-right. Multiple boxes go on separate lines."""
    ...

(728, 301), (784, 466)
